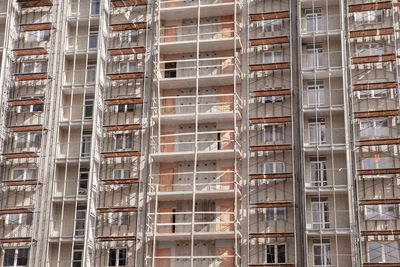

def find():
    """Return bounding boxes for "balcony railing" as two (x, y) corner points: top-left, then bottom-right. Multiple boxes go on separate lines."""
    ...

(159, 56), (238, 79)
(303, 88), (344, 108)
(151, 130), (240, 154)
(160, 22), (234, 43)
(300, 15), (341, 34)
(304, 127), (346, 146)
(302, 51), (342, 70)
(306, 210), (350, 231)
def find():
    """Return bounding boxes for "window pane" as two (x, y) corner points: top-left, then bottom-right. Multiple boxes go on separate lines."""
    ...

(118, 248), (127, 266)
(368, 242), (383, 262)
(266, 245), (275, 263)
(277, 245), (286, 263)
(3, 249), (15, 266)
(384, 242), (399, 262)
(109, 249), (117, 266)
(17, 248), (29, 265)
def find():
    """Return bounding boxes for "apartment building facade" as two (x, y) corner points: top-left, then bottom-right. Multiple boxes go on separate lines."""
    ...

(0, 0), (398, 266)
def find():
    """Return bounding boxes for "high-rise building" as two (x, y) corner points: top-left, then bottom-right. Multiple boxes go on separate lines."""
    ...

(0, 0), (398, 266)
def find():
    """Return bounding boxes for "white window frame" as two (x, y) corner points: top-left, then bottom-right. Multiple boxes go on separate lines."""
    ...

(2, 248), (29, 267)
(310, 156), (327, 186)
(262, 19), (282, 32)
(308, 118), (326, 144)
(311, 197), (329, 230)
(115, 133), (133, 150)
(110, 212), (129, 226)
(119, 62), (138, 73)
(72, 249), (83, 267)
(365, 204), (396, 221)
(120, 30), (139, 44)
(6, 213), (33, 225)
(263, 95), (284, 103)
(117, 104), (135, 113)
(361, 157), (393, 178)
(263, 51), (283, 64)
(313, 239), (332, 267)
(266, 207), (286, 221)
(306, 44), (323, 68)
(356, 43), (384, 57)
(360, 119), (389, 137)
(24, 30), (50, 43)
(113, 169), (131, 180)
(81, 132), (92, 157)
(108, 248), (127, 267)
(16, 104), (43, 113)
(305, 8), (322, 32)
(266, 243), (286, 263)
(264, 162), (285, 174)
(367, 242), (399, 263)
(14, 132), (41, 149)
(355, 10), (383, 25)
(307, 80), (325, 106)
(22, 61), (47, 73)
(358, 89), (387, 99)
(74, 206), (86, 236)
(12, 168), (37, 181)
(264, 124), (284, 142)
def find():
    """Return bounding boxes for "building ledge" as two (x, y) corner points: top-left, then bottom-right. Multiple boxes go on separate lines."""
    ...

(2, 152), (39, 159)
(0, 237), (33, 243)
(97, 207), (138, 213)
(102, 179), (139, 185)
(350, 27), (393, 38)
(353, 81), (397, 91)
(111, 0), (147, 7)
(8, 125), (46, 132)
(0, 207), (34, 215)
(8, 97), (44, 106)
(102, 151), (140, 158)
(98, 236), (136, 241)
(250, 116), (291, 124)
(107, 72), (145, 80)
(358, 168), (400, 175)
(253, 89), (291, 97)
(359, 199), (400, 205)
(348, 1), (392, 12)
(250, 36), (289, 46)
(2, 180), (41, 186)
(104, 124), (142, 131)
(110, 22), (147, 31)
(354, 109), (399, 118)
(250, 144), (292, 151)
(15, 73), (51, 81)
(361, 230), (400, 236)
(105, 97), (143, 105)
(17, 0), (53, 8)
(108, 47), (146, 55)
(249, 11), (289, 21)
(250, 173), (293, 180)
(13, 47), (48, 56)
(20, 22), (54, 31)
(251, 201), (294, 208)
(250, 62), (290, 71)
(352, 53), (395, 64)
(359, 137), (400, 146)
(250, 232), (294, 238)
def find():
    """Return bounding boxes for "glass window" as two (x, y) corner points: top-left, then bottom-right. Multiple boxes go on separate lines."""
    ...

(14, 132), (41, 149)
(356, 43), (384, 57)
(110, 212), (129, 226)
(75, 206), (86, 236)
(266, 244), (286, 263)
(365, 205), (396, 220)
(355, 10), (383, 25)
(115, 133), (133, 150)
(117, 104), (135, 113)
(119, 62), (138, 73)
(264, 124), (284, 142)
(113, 169), (131, 179)
(311, 197), (329, 229)
(264, 162), (284, 174)
(360, 119), (389, 137)
(109, 248), (127, 266)
(86, 60), (97, 83)
(313, 239), (331, 266)
(264, 95), (283, 103)
(305, 8), (322, 32)
(120, 30), (139, 44)
(368, 242), (399, 263)
(7, 213), (32, 225)
(310, 156), (327, 186)
(361, 157), (393, 178)
(263, 19), (282, 32)
(84, 95), (94, 119)
(307, 80), (324, 106)
(91, 0), (100, 15)
(3, 248), (29, 267)
(308, 118), (326, 144)
(266, 207), (286, 221)
(89, 26), (98, 49)
(307, 44), (323, 68)
(263, 51), (283, 63)
(73, 249), (83, 267)
(81, 132), (92, 157)
(12, 168), (37, 181)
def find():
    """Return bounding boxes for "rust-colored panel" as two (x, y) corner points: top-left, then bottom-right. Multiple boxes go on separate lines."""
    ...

(164, 26), (177, 42)
(219, 129), (234, 150)
(359, 199), (400, 205)
(3, 180), (41, 186)
(358, 168), (400, 175)
(20, 23), (54, 31)
(250, 11), (290, 21)
(8, 98), (44, 106)
(105, 97), (143, 105)
(219, 16), (234, 38)
(363, 263), (400, 267)
(157, 208), (173, 233)
(0, 207), (33, 215)
(220, 167), (234, 190)
(104, 124), (142, 131)
(250, 173), (293, 179)
(98, 236), (136, 241)
(161, 89), (179, 115)
(108, 47), (146, 55)
(17, 0), (53, 8)
(13, 47), (48, 56)
(217, 205), (234, 232)
(250, 62), (290, 71)
(354, 109), (399, 118)
(107, 72), (145, 80)
(102, 178), (139, 185)
(361, 230), (400, 236)
(250, 36), (289, 46)
(111, 0), (147, 7)
(217, 86), (234, 112)
(353, 81), (397, 91)
(111, 22), (147, 31)
(253, 89), (291, 97)
(359, 138), (400, 146)
(161, 132), (175, 152)
(251, 201), (294, 208)
(159, 168), (174, 192)
(9, 125), (45, 132)
(352, 53), (395, 64)
(250, 144), (292, 151)
(101, 151), (140, 158)
(250, 116), (291, 124)
(156, 248), (171, 267)
(349, 1), (392, 12)
(250, 232), (294, 238)
(249, 264), (295, 267)
(15, 73), (51, 81)
(218, 247), (234, 267)
(350, 27), (393, 38)
(0, 237), (33, 243)
(97, 207), (138, 213)
(2, 152), (39, 159)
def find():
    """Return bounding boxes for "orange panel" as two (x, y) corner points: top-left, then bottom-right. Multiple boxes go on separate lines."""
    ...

(217, 205), (234, 232)
(156, 248), (171, 267)
(220, 167), (234, 190)
(218, 247), (234, 267)
(217, 86), (234, 112)
(219, 16), (234, 38)
(157, 208), (173, 233)
(165, 0), (179, 7)
(161, 132), (175, 152)
(164, 26), (177, 42)
(162, 89), (179, 115)
(219, 130), (234, 150)
(159, 168), (174, 192)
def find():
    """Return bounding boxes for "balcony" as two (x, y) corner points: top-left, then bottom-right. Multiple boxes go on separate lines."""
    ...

(300, 15), (341, 36)
(305, 209), (350, 235)
(158, 57), (240, 89)
(150, 130), (242, 161)
(154, 93), (241, 124)
(159, 22), (240, 53)
(159, 0), (238, 20)
(302, 88), (344, 110)
(149, 170), (239, 200)
(301, 51), (342, 72)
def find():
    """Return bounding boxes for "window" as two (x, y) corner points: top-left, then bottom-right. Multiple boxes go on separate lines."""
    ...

(24, 30), (50, 43)
(311, 197), (329, 229)
(355, 10), (383, 25)
(17, 104), (43, 113)
(266, 207), (286, 221)
(266, 244), (286, 263)
(14, 132), (41, 149)
(308, 118), (326, 144)
(78, 168), (89, 196)
(313, 239), (331, 266)
(91, 0), (100, 15)
(86, 60), (96, 83)
(84, 95), (94, 119)
(264, 162), (284, 174)
(360, 119), (389, 137)
(73, 249), (83, 267)
(113, 169), (131, 179)
(120, 30), (138, 44)
(310, 156), (327, 186)
(357, 43), (384, 57)
(368, 242), (399, 263)
(164, 62), (177, 78)
(365, 205), (396, 220)
(75, 206), (86, 236)
(117, 104), (135, 113)
(110, 212), (129, 226)
(305, 8), (322, 32)
(3, 248), (29, 267)
(89, 26), (98, 49)
(12, 168), (37, 180)
(108, 248), (127, 266)
(362, 157), (393, 178)
(307, 44), (323, 68)
(307, 80), (324, 106)
(358, 89), (387, 99)
(81, 131), (92, 157)
(6, 213), (32, 225)
(263, 51), (283, 63)
(263, 19), (282, 32)
(119, 62), (138, 73)
(264, 95), (283, 103)
(23, 61), (47, 73)
(115, 134), (133, 150)
(264, 124), (284, 142)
